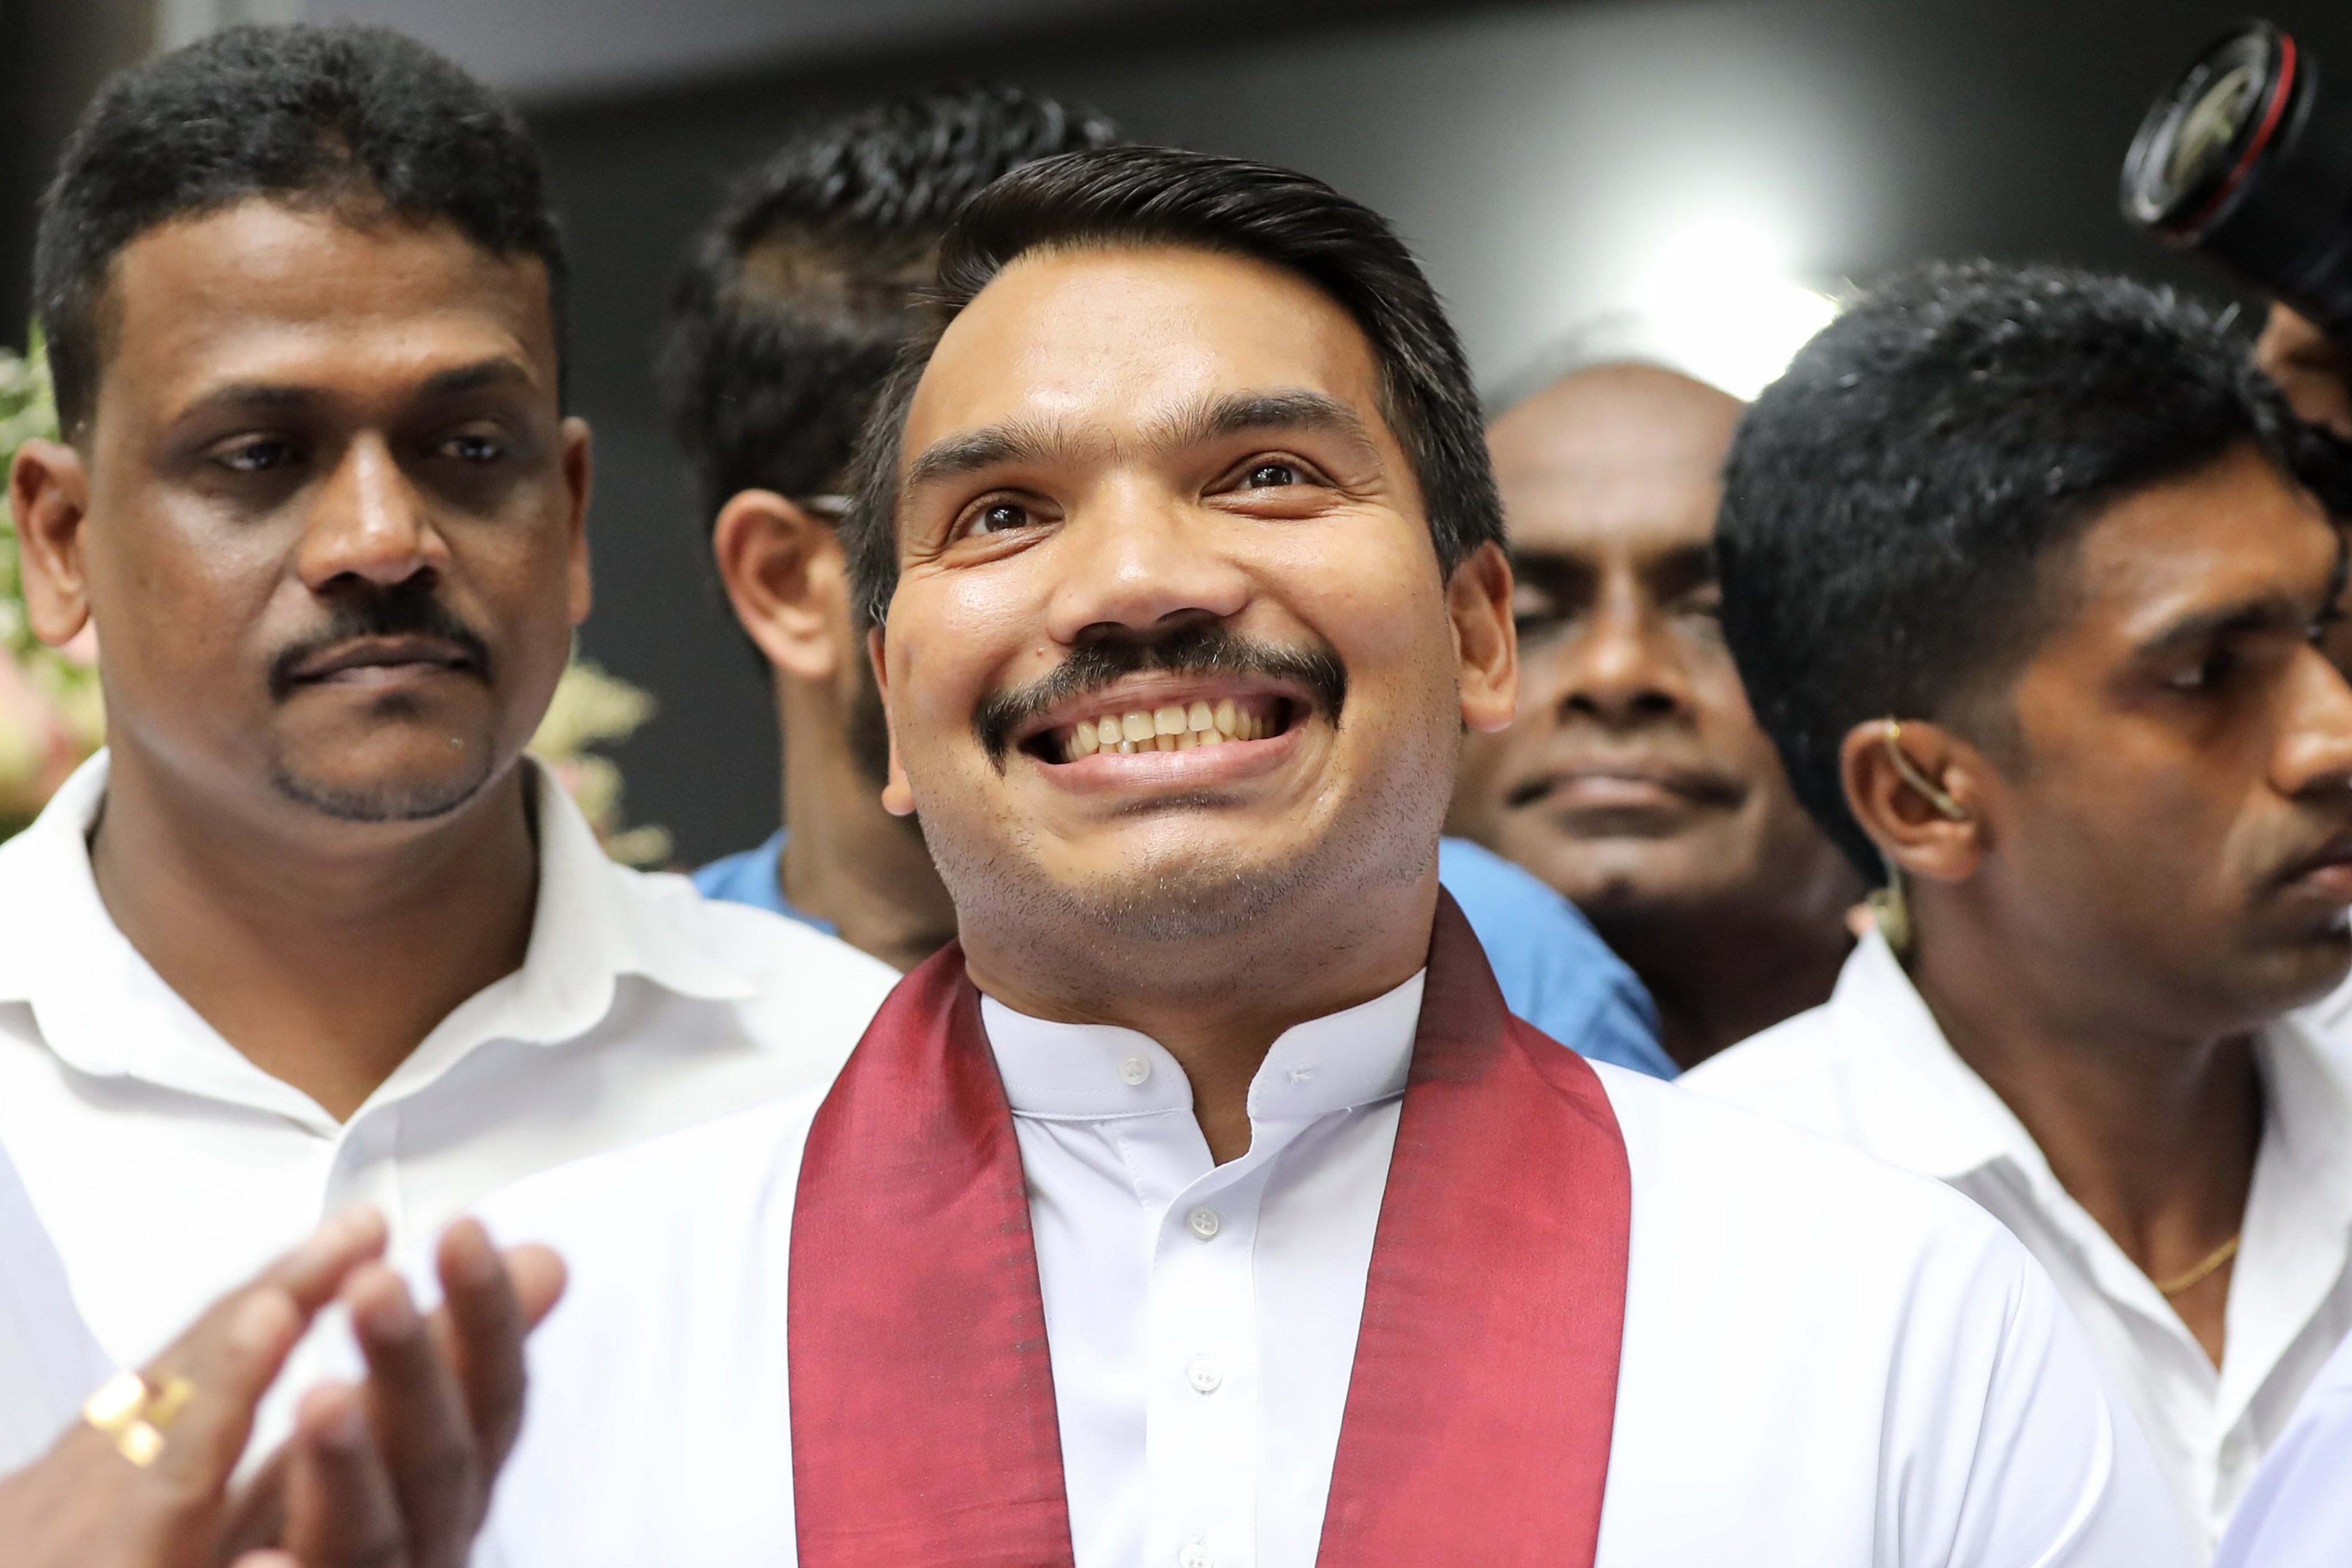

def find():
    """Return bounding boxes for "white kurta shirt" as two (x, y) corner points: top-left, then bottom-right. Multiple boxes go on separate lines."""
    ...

(0, 1136), (110, 1475)
(1682, 931), (2352, 1559)
(458, 971), (2188, 1567)
(0, 752), (899, 1374)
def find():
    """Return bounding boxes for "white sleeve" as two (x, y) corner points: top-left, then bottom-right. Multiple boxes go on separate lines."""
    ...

(1926, 1238), (2194, 1568)
(0, 1139), (111, 1474)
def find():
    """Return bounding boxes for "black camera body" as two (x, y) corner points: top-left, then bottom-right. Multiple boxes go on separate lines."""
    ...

(2124, 21), (2352, 339)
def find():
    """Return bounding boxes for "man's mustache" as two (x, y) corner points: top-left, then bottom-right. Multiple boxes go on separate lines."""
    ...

(267, 586), (496, 701)
(972, 623), (1348, 766)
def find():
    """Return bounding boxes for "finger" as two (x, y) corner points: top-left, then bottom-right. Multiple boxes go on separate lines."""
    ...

(279, 1382), (407, 1568)
(423, 1225), (564, 1472)
(147, 1286), (306, 1502)
(256, 1206), (391, 1316)
(347, 1262), (477, 1568)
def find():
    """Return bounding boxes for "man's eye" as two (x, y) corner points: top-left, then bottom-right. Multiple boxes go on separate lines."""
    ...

(217, 438), (299, 473)
(1243, 462), (1302, 488)
(441, 432), (505, 464)
(967, 499), (1036, 536)
(2167, 650), (2236, 692)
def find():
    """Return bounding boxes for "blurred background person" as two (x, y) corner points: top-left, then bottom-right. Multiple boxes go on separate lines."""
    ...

(669, 85), (1117, 970)
(1450, 359), (1860, 1069)
(670, 86), (1672, 1072)
(1687, 263), (2352, 1557)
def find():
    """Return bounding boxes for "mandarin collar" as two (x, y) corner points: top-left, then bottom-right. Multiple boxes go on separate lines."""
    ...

(980, 969), (1425, 1123)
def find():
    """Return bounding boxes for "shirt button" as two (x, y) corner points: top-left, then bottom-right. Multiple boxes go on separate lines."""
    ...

(1179, 1546), (1214, 1568)
(1187, 1206), (1221, 1240)
(1187, 1357), (1222, 1393)
(1118, 1055), (1152, 1085)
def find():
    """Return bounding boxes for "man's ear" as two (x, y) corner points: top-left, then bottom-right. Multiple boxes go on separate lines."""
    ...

(714, 490), (851, 683)
(1839, 717), (1993, 884)
(560, 416), (594, 628)
(867, 623), (916, 818)
(1449, 541), (1519, 733)
(10, 438), (94, 647)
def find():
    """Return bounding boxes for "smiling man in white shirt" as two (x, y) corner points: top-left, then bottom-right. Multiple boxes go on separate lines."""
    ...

(0, 25), (895, 1377)
(1682, 262), (2352, 1557)
(454, 149), (2186, 1566)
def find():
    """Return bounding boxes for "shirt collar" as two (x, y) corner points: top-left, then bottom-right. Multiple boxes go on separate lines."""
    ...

(2253, 1010), (2352, 1229)
(1815, 931), (2352, 1220)
(1803, 929), (2061, 1185)
(980, 969), (1426, 1123)
(0, 751), (756, 1100)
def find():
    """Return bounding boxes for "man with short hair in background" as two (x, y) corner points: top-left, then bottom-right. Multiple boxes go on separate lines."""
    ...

(0, 22), (895, 1382)
(1450, 361), (1860, 1068)
(1686, 262), (2352, 1556)
(672, 88), (1670, 1073)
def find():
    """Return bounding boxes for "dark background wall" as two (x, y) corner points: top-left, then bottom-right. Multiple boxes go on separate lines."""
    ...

(11, 0), (2352, 862)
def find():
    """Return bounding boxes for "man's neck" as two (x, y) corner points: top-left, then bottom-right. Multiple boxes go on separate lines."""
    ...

(88, 747), (539, 1122)
(776, 683), (957, 973)
(1594, 898), (1853, 1070)
(961, 875), (1440, 1165)
(1907, 890), (2262, 1364)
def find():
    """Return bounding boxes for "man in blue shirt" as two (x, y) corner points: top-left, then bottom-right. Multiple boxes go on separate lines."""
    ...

(673, 91), (1669, 1079)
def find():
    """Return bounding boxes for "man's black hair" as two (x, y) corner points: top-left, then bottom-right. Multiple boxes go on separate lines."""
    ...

(841, 145), (1504, 627)
(33, 22), (565, 439)
(659, 84), (1120, 523)
(1718, 260), (2348, 879)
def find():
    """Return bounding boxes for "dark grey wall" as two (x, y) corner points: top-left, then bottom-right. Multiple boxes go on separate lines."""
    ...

(536, 0), (2352, 865)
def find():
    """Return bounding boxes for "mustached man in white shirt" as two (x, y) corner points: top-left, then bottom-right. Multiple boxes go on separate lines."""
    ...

(1680, 262), (2352, 1558)
(0, 25), (896, 1382)
(446, 148), (2187, 1567)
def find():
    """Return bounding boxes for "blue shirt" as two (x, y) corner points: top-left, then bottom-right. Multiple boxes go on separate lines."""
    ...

(694, 830), (1674, 1079)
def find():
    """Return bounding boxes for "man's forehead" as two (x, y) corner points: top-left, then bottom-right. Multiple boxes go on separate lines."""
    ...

(2065, 447), (2336, 643)
(103, 198), (554, 408)
(1489, 368), (1732, 558)
(902, 244), (1387, 458)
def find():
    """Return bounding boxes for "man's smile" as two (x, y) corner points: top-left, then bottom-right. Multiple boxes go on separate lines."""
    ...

(1011, 671), (1320, 791)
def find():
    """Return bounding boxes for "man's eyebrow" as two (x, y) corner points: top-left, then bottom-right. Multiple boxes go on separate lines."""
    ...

(1151, 388), (1378, 459)
(2137, 591), (2316, 656)
(417, 357), (538, 399)
(903, 425), (1070, 493)
(168, 357), (538, 425)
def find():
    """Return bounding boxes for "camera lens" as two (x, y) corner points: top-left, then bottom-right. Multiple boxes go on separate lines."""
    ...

(2123, 21), (2352, 340)
(2124, 25), (2288, 234)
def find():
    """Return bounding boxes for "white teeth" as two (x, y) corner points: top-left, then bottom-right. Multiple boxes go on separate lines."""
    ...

(1072, 720), (1098, 759)
(1154, 732), (1177, 751)
(1118, 740), (1136, 753)
(1098, 712), (1122, 743)
(1187, 700), (1214, 732)
(1175, 729), (1199, 750)
(1154, 705), (1187, 736)
(1122, 711), (1154, 743)
(1215, 698), (1238, 737)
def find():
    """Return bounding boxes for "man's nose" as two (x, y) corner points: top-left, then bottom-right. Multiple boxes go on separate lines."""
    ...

(295, 435), (447, 592)
(1544, 590), (1691, 728)
(2278, 643), (2352, 803)
(1043, 481), (1251, 644)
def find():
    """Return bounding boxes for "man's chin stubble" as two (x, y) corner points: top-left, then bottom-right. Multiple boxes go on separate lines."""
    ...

(267, 755), (498, 825)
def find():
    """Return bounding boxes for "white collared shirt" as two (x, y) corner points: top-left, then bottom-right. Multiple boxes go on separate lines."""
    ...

(1682, 931), (2352, 1559)
(0, 1136), (109, 1474)
(0, 752), (899, 1374)
(457, 972), (2187, 1567)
